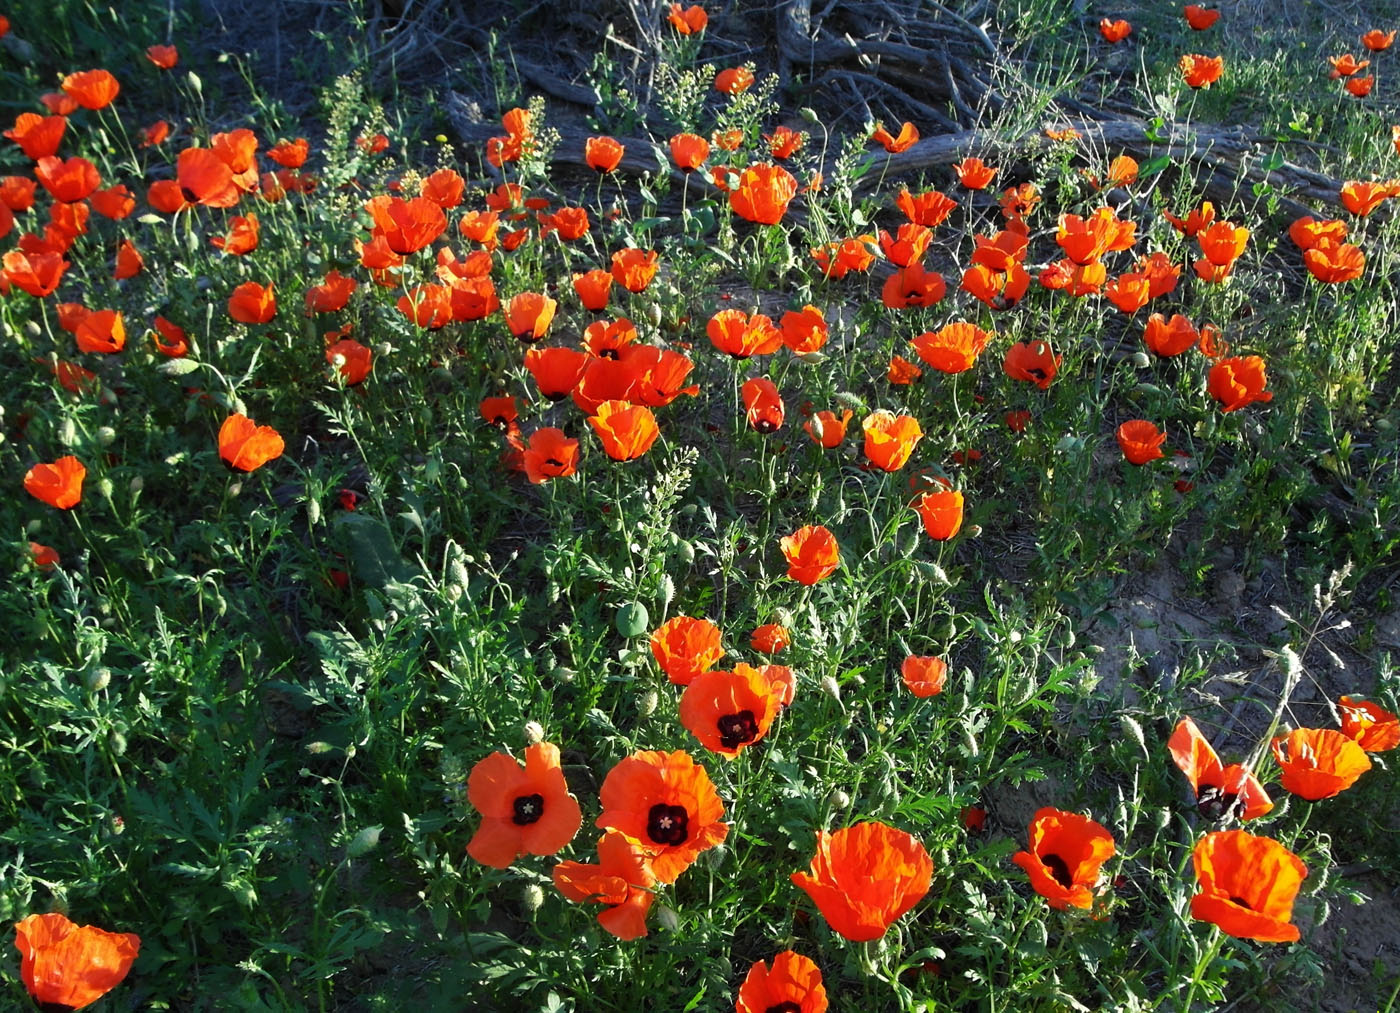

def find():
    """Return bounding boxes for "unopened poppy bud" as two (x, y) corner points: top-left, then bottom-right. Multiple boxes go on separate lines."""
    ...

(638, 687), (659, 716)
(307, 498), (321, 525)
(706, 844), (727, 871)
(800, 106), (821, 123)
(1130, 351), (1152, 369)
(108, 730), (127, 755)
(646, 302), (662, 327)
(227, 481), (243, 498)
(26, 320), (41, 338)
(554, 666), (577, 683)
(86, 667), (111, 692)
(821, 675), (841, 700)
(96, 426), (117, 446)
(450, 557), (470, 590)
(58, 417), (77, 446)
(97, 477), (114, 500)
(521, 883), (545, 912)
(128, 476), (143, 494)
(828, 788), (851, 809)
(26, 519), (42, 534)
(1376, 417), (1395, 433)
(965, 524), (983, 538)
(376, 342), (393, 357)
(523, 720), (545, 744)
(656, 904), (680, 931)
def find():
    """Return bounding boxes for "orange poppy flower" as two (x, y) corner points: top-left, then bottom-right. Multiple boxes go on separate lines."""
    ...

(152, 315), (188, 357)
(596, 749), (727, 883)
(1103, 273), (1152, 314)
(34, 156), (100, 203)
(911, 322), (990, 375)
(365, 195), (447, 255)
(791, 822), (933, 941)
(870, 121), (920, 153)
(887, 354), (922, 385)
(210, 213), (259, 256)
(1328, 53), (1370, 78)
(29, 541), (60, 569)
(881, 264), (946, 310)
(1183, 5), (1219, 29)
(1115, 420), (1165, 465)
(878, 223), (933, 268)
(1340, 180), (1390, 216)
(913, 488), (963, 540)
(970, 229), (1028, 273)
(146, 44), (179, 68)
(1168, 717), (1274, 821)
(585, 135), (624, 172)
(1362, 29), (1396, 51)
(650, 616), (724, 686)
(1038, 258), (1105, 296)
(521, 428), (580, 484)
(1338, 696), (1400, 752)
(750, 624), (789, 653)
(708, 308), (782, 359)
(304, 271), (357, 314)
(15, 912), (140, 1009)
(902, 656), (947, 697)
(582, 317), (638, 359)
(1179, 54), (1224, 88)
(1012, 807), (1115, 910)
(1288, 216), (1348, 250)
(895, 187), (956, 227)
(1304, 242), (1365, 283)
(1346, 75), (1374, 97)
(669, 132), (710, 171)
(778, 305), (828, 355)
(1190, 830), (1306, 942)
(1099, 18), (1131, 42)
(766, 125), (806, 159)
(680, 664), (783, 758)
(503, 291), (557, 342)
(523, 347), (586, 401)
(263, 137), (307, 169)
(611, 248), (659, 292)
(40, 91), (79, 115)
(228, 281), (276, 324)
(1164, 201), (1216, 237)
(553, 830), (658, 940)
(588, 400), (659, 460)
(0, 174), (36, 211)
(325, 338), (372, 385)
(140, 119), (170, 148)
(90, 184), (134, 220)
(24, 456), (86, 509)
(730, 163), (798, 225)
(563, 269), (612, 313)
(112, 238), (143, 281)
(804, 408), (853, 448)
(5, 113), (66, 160)
(1207, 356), (1272, 412)
(735, 951), (827, 1013)
(1135, 251), (1180, 298)
(715, 66), (755, 94)
(962, 263), (1029, 310)
(571, 357), (640, 415)
(1055, 208), (1118, 264)
(74, 308), (125, 354)
(862, 411), (922, 471)
(811, 235), (877, 279)
(219, 414), (284, 472)
(3, 249), (69, 297)
(176, 147), (241, 208)
(668, 3), (709, 34)
(1196, 220), (1248, 266)
(953, 156), (998, 189)
(1141, 313), (1197, 358)
(780, 524), (840, 585)
(742, 377), (785, 433)
(1271, 727), (1371, 800)
(61, 69), (120, 110)
(625, 346), (700, 407)
(466, 741), (582, 868)
(1003, 340), (1061, 389)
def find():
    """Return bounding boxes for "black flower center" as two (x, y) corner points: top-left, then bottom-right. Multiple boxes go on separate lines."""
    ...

(512, 793), (545, 826)
(766, 1004), (803, 1013)
(1229, 894), (1253, 910)
(717, 710), (759, 749)
(599, 348), (619, 360)
(1042, 852), (1074, 889)
(1196, 786), (1242, 821)
(753, 420), (779, 435)
(647, 803), (689, 846)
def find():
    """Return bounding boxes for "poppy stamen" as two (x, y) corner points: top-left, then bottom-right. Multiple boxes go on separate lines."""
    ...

(765, 1004), (804, 1013)
(1042, 852), (1074, 889)
(717, 710), (760, 749)
(1229, 894), (1253, 910)
(647, 802), (690, 846)
(512, 792), (546, 826)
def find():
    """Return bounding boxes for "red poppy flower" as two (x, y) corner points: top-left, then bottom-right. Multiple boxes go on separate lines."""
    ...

(610, 248), (659, 293)
(365, 195), (447, 255)
(742, 377), (785, 433)
(1180, 54), (1224, 88)
(862, 411), (922, 471)
(304, 271), (357, 314)
(750, 624), (789, 653)
(735, 951), (828, 1013)
(466, 741), (582, 868)
(1338, 696), (1400, 752)
(0, 175), (36, 211)
(791, 822), (933, 941)
(902, 656), (947, 698)
(111, 238), (143, 281)
(680, 664), (783, 758)
(1116, 420), (1166, 465)
(895, 187), (956, 228)
(90, 184), (134, 220)
(1328, 54), (1370, 79)
(29, 542), (60, 569)
(228, 281), (276, 324)
(175, 147), (241, 208)
(15, 912), (140, 1009)
(730, 163), (798, 225)
(503, 291), (557, 342)
(596, 750), (728, 883)
(518, 428), (578, 484)
(1362, 29), (1396, 51)
(962, 262), (1030, 310)
(524, 347), (588, 402)
(1345, 75), (1374, 97)
(1271, 727), (1371, 800)
(1012, 808), (1116, 910)
(218, 414), (285, 472)
(881, 264), (946, 310)
(1207, 356), (1272, 412)
(152, 315), (188, 357)
(34, 156), (100, 203)
(582, 135), (625, 174)
(588, 400), (659, 461)
(1340, 180), (1390, 216)
(1289, 216), (1348, 250)
(3, 250), (69, 297)
(1304, 242), (1365, 283)
(811, 235), (877, 278)
(571, 357), (641, 415)
(779, 305), (828, 355)
(911, 322), (990, 374)
(140, 120), (170, 148)
(878, 223), (933, 268)
(1184, 4), (1219, 29)
(553, 830), (658, 940)
(479, 396), (518, 430)
(650, 616), (724, 686)
(1003, 340), (1061, 390)
(668, 3), (708, 33)
(953, 157), (998, 189)
(1039, 258), (1106, 296)
(582, 318), (637, 359)
(766, 125), (806, 159)
(1168, 717), (1273, 821)
(625, 346), (700, 406)
(1005, 409), (1031, 433)
(887, 355), (922, 385)
(61, 69), (120, 110)
(147, 44), (179, 68)
(1099, 18), (1131, 42)
(870, 121), (920, 153)
(1164, 201), (1216, 237)
(5, 113), (66, 160)
(1104, 272), (1152, 313)
(913, 488), (963, 540)
(715, 66), (755, 94)
(804, 409), (852, 448)
(669, 132), (710, 171)
(325, 338), (372, 385)
(24, 456), (86, 509)
(1191, 830), (1305, 942)
(708, 308), (782, 359)
(211, 213), (260, 255)
(74, 308), (125, 354)
(780, 525), (840, 585)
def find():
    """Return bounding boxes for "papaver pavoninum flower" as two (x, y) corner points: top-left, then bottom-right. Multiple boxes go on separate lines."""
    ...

(326, 339), (372, 386)
(811, 235), (877, 278)
(572, 269), (614, 311)
(29, 541), (60, 569)
(1362, 29), (1396, 51)
(669, 132), (710, 171)
(147, 44), (179, 68)
(1003, 340), (1061, 390)
(729, 163), (798, 225)
(679, 664), (783, 758)
(503, 291), (557, 342)
(804, 409), (852, 448)
(1116, 420), (1166, 465)
(553, 830), (657, 940)
(708, 308), (782, 359)
(714, 66), (755, 94)
(1338, 695), (1400, 752)
(1168, 716), (1273, 821)
(650, 616), (724, 686)
(1190, 830), (1305, 943)
(741, 377), (784, 433)
(735, 950), (828, 1013)
(24, 456), (86, 509)
(668, 2), (708, 33)
(911, 322), (990, 374)
(750, 624), (789, 653)
(895, 187), (956, 227)
(585, 135), (624, 172)
(3, 250), (70, 297)
(1340, 180), (1390, 217)
(521, 428), (580, 484)
(305, 270), (358, 314)
(780, 305), (829, 355)
(1179, 54), (1225, 88)
(780, 525), (840, 585)
(5, 113), (66, 160)
(902, 656), (947, 698)
(1011, 807), (1115, 910)
(1099, 18), (1131, 42)
(913, 488), (963, 540)
(791, 822), (933, 941)
(953, 156), (998, 189)
(870, 121), (919, 153)
(1271, 727), (1371, 800)
(1207, 356), (1272, 412)
(1142, 313), (1199, 357)
(1184, 4), (1220, 29)
(228, 281), (276, 324)
(862, 411), (923, 472)
(466, 742), (582, 868)
(1304, 241), (1365, 283)
(610, 248), (659, 292)
(35, 156), (101, 203)
(218, 413), (285, 472)
(882, 264), (946, 309)
(596, 749), (728, 883)
(588, 400), (660, 461)
(15, 912), (140, 1009)
(61, 69), (120, 110)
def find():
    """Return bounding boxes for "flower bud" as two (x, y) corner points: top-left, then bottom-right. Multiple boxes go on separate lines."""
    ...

(827, 788), (851, 809)
(522, 883), (545, 912)
(1130, 351), (1152, 369)
(638, 687), (659, 717)
(655, 904), (680, 931)
(86, 667), (111, 692)
(820, 675), (841, 700)
(523, 720), (545, 744)
(58, 417), (77, 446)
(129, 476), (144, 494)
